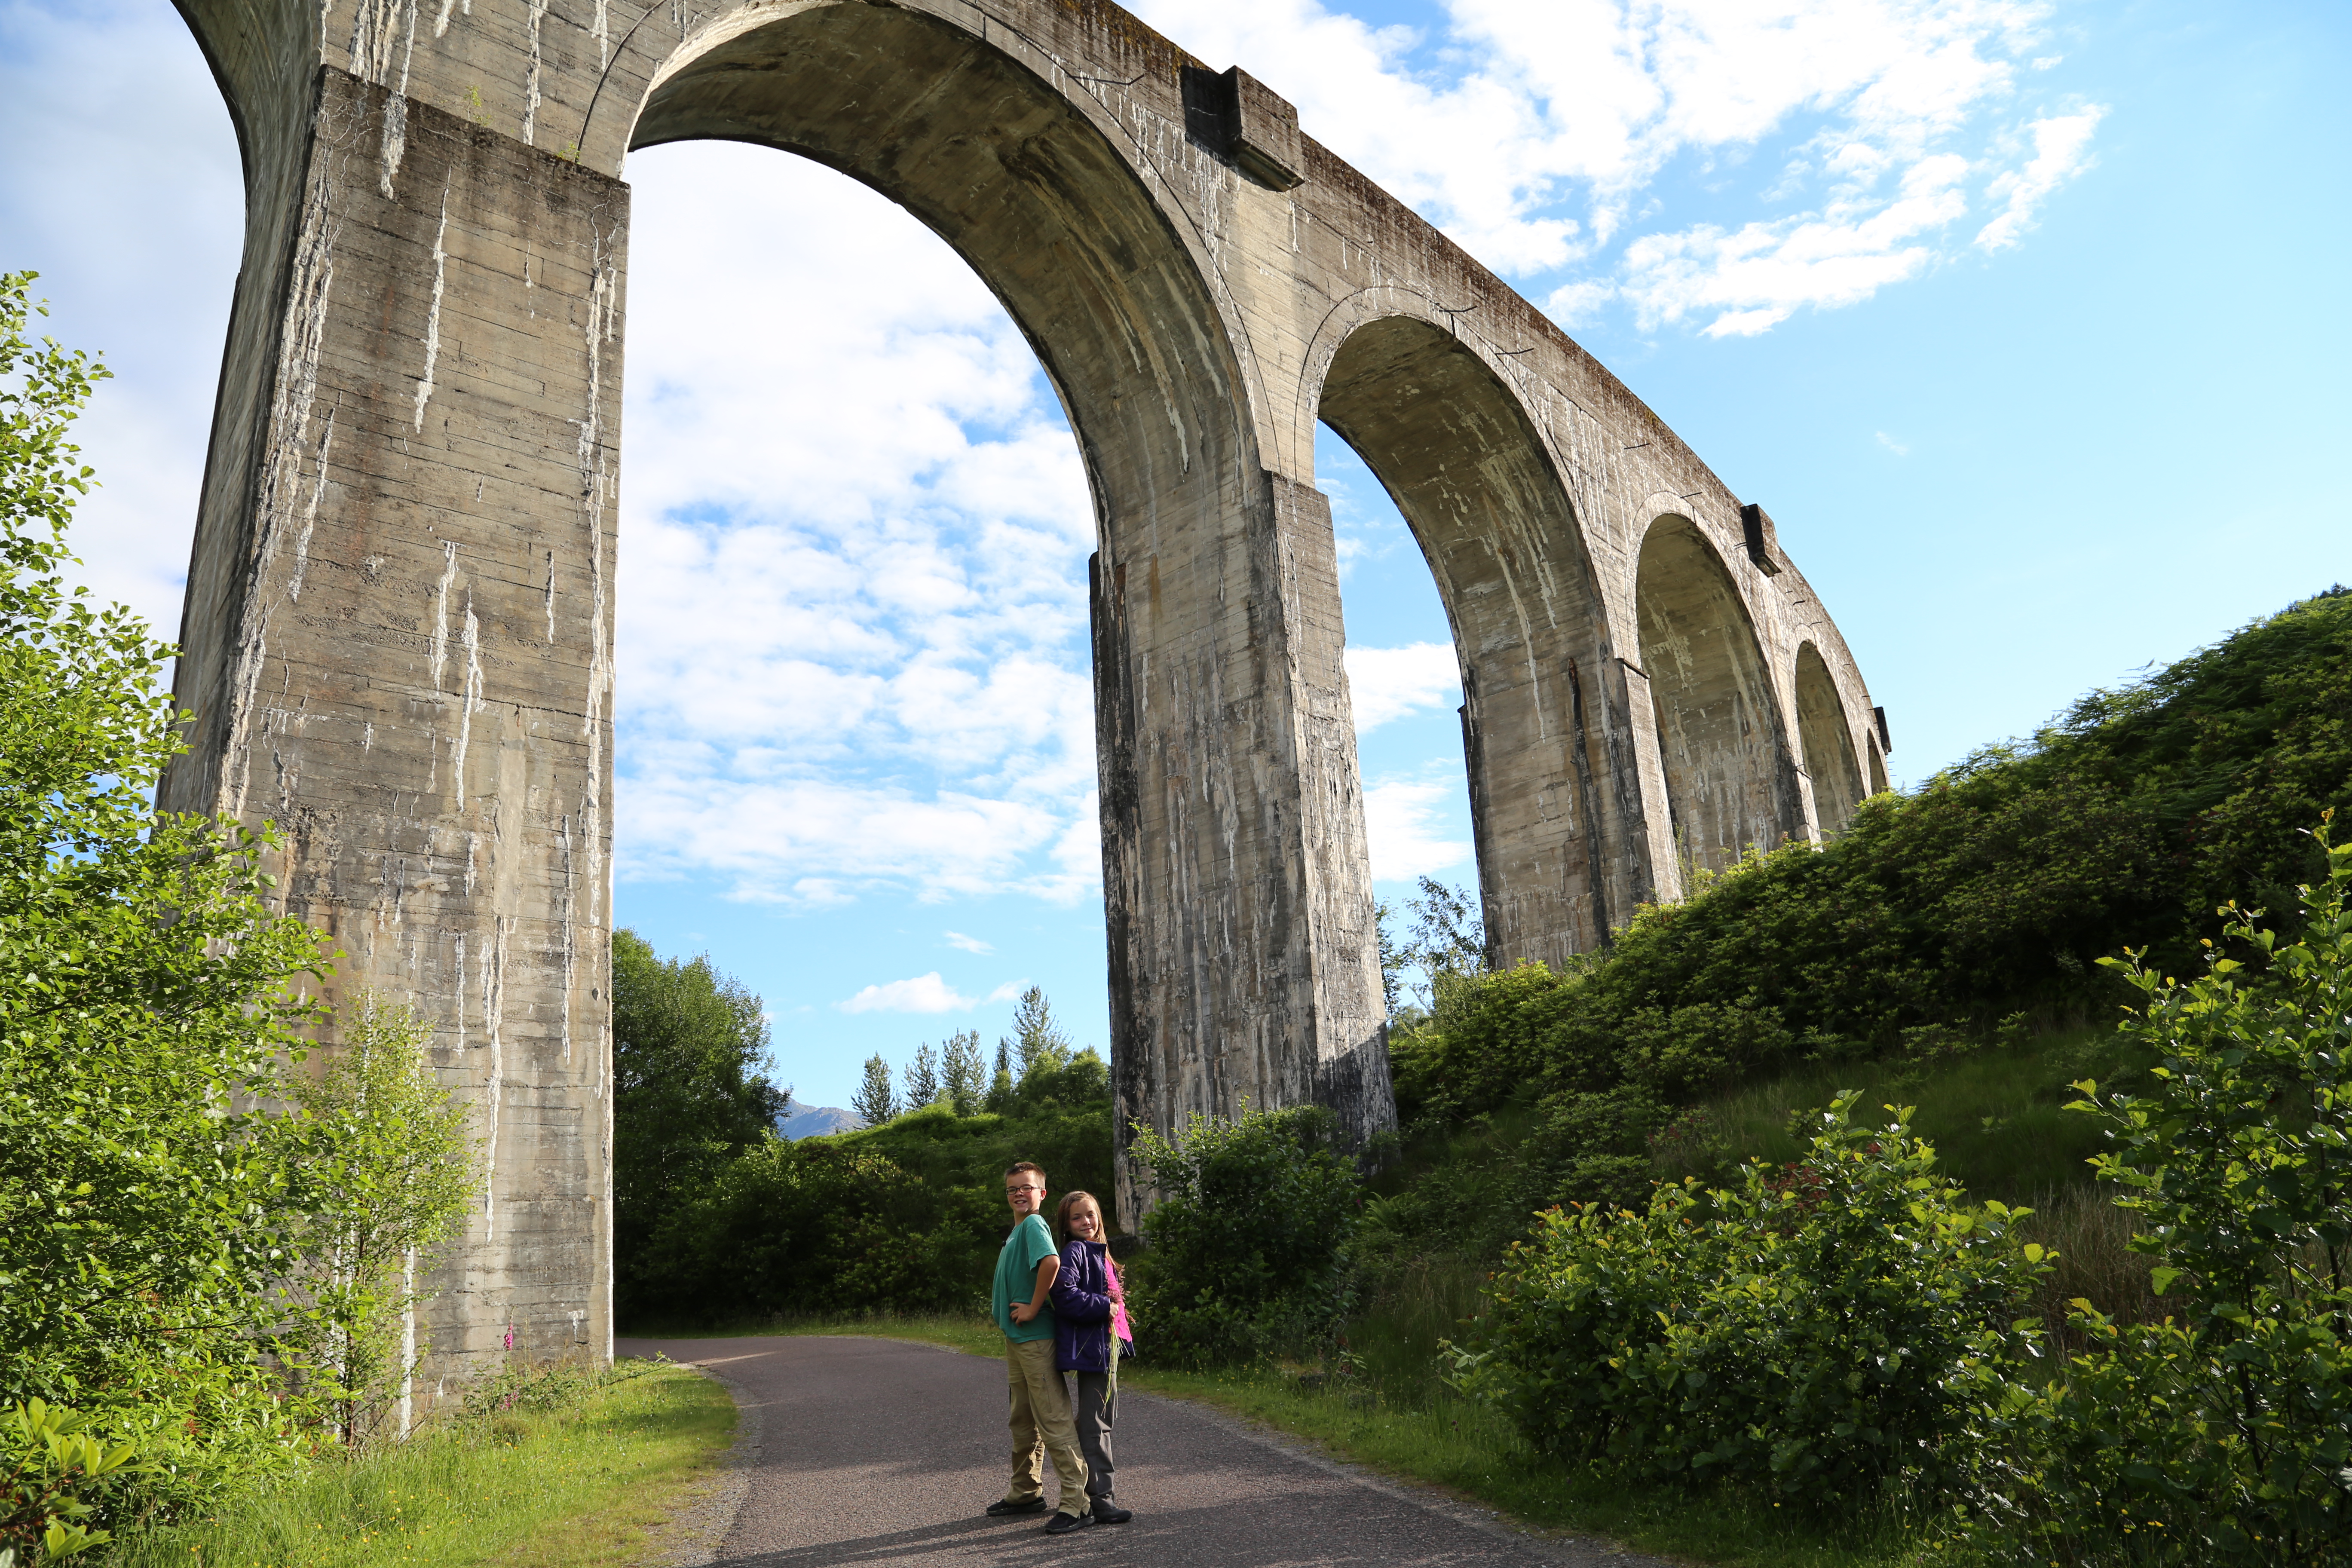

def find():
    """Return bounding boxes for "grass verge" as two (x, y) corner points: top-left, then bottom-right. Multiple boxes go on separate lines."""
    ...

(110, 1360), (735, 1568)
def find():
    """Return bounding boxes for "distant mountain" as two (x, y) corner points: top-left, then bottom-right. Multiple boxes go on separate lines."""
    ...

(777, 1097), (860, 1140)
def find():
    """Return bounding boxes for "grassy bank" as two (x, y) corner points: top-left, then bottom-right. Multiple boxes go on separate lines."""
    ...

(109, 1361), (735, 1568)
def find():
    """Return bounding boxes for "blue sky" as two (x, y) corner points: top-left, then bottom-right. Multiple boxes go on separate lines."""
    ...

(3, 0), (2346, 1111)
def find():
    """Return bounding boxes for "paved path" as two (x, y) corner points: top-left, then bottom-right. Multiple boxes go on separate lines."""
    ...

(619, 1335), (1662, 1568)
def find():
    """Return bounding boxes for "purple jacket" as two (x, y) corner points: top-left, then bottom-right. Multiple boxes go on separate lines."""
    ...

(1050, 1239), (1119, 1373)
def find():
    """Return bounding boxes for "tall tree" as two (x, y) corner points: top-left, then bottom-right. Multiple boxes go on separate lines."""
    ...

(987, 1036), (1016, 1113)
(1013, 986), (1072, 1083)
(612, 929), (787, 1314)
(941, 1029), (985, 1115)
(852, 1054), (898, 1128)
(904, 1041), (941, 1109)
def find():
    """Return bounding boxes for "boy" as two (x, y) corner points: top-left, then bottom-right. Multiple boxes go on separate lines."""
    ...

(986, 1161), (1093, 1534)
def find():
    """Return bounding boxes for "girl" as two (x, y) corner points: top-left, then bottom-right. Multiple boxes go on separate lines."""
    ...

(1049, 1190), (1133, 1524)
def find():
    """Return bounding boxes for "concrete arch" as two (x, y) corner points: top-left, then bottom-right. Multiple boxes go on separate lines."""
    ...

(1635, 514), (1803, 875)
(1309, 303), (1642, 965)
(1792, 641), (1865, 838)
(608, 3), (1387, 1223)
(1868, 737), (1893, 796)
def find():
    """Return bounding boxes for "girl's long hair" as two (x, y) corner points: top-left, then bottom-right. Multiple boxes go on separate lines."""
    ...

(1056, 1189), (1104, 1246)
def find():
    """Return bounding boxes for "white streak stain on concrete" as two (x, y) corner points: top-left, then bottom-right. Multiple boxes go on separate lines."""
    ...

(465, 831), (478, 896)
(594, 0), (610, 69)
(453, 930), (467, 1047)
(522, 0), (548, 146)
(413, 190), (450, 430)
(543, 551), (556, 642)
(556, 812), (576, 1065)
(430, 539), (459, 689)
(453, 595), (482, 805)
(224, 156), (338, 822)
(480, 916), (511, 1242)
(287, 404), (337, 602)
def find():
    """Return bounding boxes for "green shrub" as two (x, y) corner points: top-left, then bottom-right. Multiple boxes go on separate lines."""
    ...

(1449, 1091), (2047, 1512)
(636, 1133), (989, 1319)
(0, 1400), (143, 1564)
(1127, 1104), (1362, 1369)
(1967, 820), (2352, 1563)
(1, 272), (329, 1521)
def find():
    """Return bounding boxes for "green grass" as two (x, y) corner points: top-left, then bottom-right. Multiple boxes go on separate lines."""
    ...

(108, 1361), (735, 1568)
(1648, 1025), (2135, 1201)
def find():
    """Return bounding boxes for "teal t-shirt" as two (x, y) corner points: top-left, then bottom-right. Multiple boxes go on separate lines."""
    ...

(992, 1212), (1058, 1342)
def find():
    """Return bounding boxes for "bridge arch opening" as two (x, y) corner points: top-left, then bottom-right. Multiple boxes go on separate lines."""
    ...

(1793, 640), (1865, 838)
(631, 3), (1254, 531)
(619, 1), (1396, 1232)
(1868, 735), (1893, 796)
(1315, 314), (1625, 966)
(1634, 514), (1798, 875)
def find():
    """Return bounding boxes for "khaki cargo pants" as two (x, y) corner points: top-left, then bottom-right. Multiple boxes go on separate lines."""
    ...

(1003, 1336), (1090, 1516)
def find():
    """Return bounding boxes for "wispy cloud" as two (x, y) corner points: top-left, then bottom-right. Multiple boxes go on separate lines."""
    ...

(1134, 0), (2104, 335)
(836, 972), (977, 1014)
(1876, 431), (1911, 456)
(1362, 773), (1474, 883)
(1975, 106), (2105, 250)
(1345, 642), (1461, 732)
(944, 930), (994, 954)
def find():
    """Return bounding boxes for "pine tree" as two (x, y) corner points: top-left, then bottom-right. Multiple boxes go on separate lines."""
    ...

(1013, 986), (1072, 1084)
(941, 1029), (985, 1115)
(986, 1036), (1016, 1113)
(904, 1041), (941, 1108)
(851, 1054), (898, 1127)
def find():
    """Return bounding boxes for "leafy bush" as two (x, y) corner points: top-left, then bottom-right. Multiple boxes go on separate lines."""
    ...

(1967, 821), (2352, 1563)
(635, 1133), (987, 1319)
(1127, 1105), (1363, 1369)
(0, 1400), (142, 1564)
(0, 272), (331, 1517)
(274, 998), (478, 1448)
(1449, 1092), (2047, 1512)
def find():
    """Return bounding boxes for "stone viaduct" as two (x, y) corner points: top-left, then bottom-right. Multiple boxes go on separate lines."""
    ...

(165, 0), (1887, 1396)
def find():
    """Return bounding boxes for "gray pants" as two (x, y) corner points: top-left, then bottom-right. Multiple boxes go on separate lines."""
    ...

(1071, 1367), (1116, 1507)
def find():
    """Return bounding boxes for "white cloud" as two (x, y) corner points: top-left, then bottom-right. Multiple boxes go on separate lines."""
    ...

(613, 142), (1102, 908)
(1976, 107), (2106, 250)
(944, 931), (994, 954)
(985, 980), (1030, 1003)
(1876, 431), (1911, 456)
(0, 2), (240, 635)
(837, 972), (975, 1014)
(1618, 153), (1971, 336)
(1345, 642), (1461, 732)
(1362, 776), (1473, 883)
(1132, 0), (2100, 335)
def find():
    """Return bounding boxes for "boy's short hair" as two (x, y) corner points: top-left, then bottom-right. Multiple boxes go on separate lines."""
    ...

(1004, 1161), (1047, 1184)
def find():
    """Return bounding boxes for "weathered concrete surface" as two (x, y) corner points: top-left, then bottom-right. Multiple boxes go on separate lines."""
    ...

(163, 0), (1884, 1390)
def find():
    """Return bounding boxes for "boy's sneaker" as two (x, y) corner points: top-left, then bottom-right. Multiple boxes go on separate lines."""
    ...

(1090, 1503), (1133, 1524)
(985, 1498), (1048, 1517)
(1044, 1511), (1095, 1535)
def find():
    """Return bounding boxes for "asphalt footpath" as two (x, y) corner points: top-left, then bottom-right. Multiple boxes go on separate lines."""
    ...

(618, 1334), (1664, 1568)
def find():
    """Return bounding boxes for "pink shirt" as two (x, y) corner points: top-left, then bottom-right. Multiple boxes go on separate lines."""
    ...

(1106, 1254), (1133, 1345)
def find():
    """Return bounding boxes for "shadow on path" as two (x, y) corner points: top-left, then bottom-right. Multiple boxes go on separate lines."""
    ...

(621, 1335), (1663, 1568)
